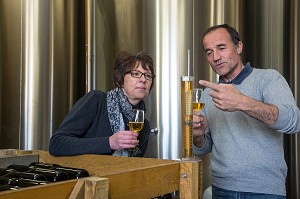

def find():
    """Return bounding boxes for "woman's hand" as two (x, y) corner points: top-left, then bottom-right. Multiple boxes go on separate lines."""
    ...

(109, 130), (139, 150)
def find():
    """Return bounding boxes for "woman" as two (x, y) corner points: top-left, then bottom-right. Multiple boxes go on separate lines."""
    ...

(49, 51), (155, 157)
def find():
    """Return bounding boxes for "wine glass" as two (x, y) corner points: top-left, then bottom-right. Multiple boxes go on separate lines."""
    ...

(129, 109), (145, 133)
(193, 88), (205, 111)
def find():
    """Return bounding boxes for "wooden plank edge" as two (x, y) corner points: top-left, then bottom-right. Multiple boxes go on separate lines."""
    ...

(106, 163), (180, 199)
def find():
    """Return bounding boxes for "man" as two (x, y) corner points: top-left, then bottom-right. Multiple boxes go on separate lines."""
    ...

(193, 24), (300, 198)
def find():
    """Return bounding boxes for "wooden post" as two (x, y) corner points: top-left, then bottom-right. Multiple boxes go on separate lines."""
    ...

(69, 177), (109, 199)
(179, 159), (202, 199)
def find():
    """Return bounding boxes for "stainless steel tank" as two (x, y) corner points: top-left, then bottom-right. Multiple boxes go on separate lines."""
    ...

(0, 0), (78, 149)
(285, 0), (300, 198)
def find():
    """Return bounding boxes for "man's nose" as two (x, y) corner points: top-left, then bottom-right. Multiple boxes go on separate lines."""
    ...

(213, 51), (221, 61)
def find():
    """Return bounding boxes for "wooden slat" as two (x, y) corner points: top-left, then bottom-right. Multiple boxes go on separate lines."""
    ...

(107, 164), (180, 199)
(0, 179), (78, 199)
(36, 151), (176, 174)
(0, 149), (18, 156)
(69, 180), (85, 199)
(0, 177), (109, 199)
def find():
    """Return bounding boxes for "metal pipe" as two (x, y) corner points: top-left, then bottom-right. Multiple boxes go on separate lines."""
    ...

(285, 0), (300, 198)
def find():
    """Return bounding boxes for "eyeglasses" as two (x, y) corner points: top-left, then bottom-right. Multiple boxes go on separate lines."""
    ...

(130, 70), (155, 80)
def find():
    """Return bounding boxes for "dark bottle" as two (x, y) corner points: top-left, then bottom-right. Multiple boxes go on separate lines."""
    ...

(54, 167), (89, 179)
(6, 164), (34, 172)
(0, 184), (19, 191)
(30, 162), (89, 179)
(8, 178), (48, 187)
(0, 176), (17, 185)
(32, 168), (69, 182)
(4, 171), (48, 181)
(29, 162), (59, 170)
(0, 168), (15, 176)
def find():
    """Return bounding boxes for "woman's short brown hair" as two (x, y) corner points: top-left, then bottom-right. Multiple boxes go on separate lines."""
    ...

(113, 51), (155, 90)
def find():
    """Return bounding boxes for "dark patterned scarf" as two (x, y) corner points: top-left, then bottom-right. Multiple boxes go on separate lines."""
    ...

(107, 87), (142, 156)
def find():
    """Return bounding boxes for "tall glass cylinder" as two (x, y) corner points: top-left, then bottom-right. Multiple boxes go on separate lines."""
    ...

(181, 76), (194, 159)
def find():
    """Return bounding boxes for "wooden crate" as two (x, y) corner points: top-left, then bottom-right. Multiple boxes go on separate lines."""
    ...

(0, 150), (202, 199)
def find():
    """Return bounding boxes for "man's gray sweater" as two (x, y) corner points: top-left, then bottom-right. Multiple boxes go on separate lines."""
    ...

(193, 63), (300, 196)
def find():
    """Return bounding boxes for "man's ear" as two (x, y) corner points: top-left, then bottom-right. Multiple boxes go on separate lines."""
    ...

(237, 41), (243, 55)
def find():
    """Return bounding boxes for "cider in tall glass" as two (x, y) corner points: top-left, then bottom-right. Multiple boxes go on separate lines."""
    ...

(181, 76), (194, 159)
(193, 88), (205, 111)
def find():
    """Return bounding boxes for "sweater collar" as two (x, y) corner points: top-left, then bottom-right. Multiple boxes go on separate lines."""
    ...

(218, 62), (253, 84)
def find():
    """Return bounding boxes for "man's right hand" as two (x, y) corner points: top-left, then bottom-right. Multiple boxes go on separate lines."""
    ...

(193, 111), (208, 148)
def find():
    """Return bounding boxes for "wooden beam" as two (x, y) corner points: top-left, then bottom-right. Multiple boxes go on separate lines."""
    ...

(179, 159), (202, 199)
(84, 177), (109, 199)
(106, 164), (179, 198)
(0, 179), (78, 199)
(0, 177), (109, 199)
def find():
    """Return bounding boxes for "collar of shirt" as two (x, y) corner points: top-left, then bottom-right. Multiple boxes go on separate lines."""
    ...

(218, 62), (253, 84)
